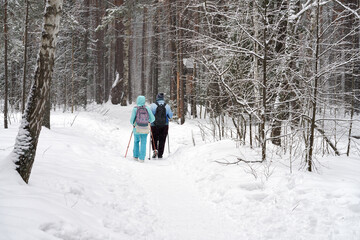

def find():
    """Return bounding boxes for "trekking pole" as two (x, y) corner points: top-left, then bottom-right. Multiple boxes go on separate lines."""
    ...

(148, 123), (151, 160)
(167, 131), (170, 153)
(149, 123), (152, 160)
(150, 126), (157, 155)
(125, 130), (133, 158)
(148, 131), (151, 160)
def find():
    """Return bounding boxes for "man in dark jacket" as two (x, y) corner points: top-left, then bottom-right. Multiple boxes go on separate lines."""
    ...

(150, 93), (173, 158)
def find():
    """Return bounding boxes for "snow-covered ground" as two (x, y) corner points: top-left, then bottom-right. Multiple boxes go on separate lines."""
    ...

(1, 103), (360, 240)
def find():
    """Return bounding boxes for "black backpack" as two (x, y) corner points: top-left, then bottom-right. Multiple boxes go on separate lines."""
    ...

(154, 102), (167, 126)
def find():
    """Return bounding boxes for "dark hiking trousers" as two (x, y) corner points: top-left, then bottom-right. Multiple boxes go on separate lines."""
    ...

(151, 125), (169, 158)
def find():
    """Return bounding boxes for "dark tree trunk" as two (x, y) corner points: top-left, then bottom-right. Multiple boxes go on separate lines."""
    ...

(270, 0), (288, 146)
(176, 1), (185, 124)
(10, 62), (16, 107)
(22, 0), (30, 114)
(347, 0), (359, 155)
(42, 85), (51, 129)
(95, 0), (104, 103)
(71, 29), (75, 112)
(141, 7), (147, 96)
(127, 13), (133, 103)
(152, 13), (159, 102)
(111, 0), (126, 105)
(169, 0), (177, 103)
(261, 2), (268, 162)
(347, 69), (355, 156)
(81, 0), (90, 108)
(104, 24), (109, 103)
(308, 0), (321, 172)
(191, 8), (199, 119)
(3, 0), (9, 129)
(12, 0), (63, 183)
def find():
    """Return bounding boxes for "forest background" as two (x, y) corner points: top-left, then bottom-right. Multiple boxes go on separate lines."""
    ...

(0, 0), (360, 178)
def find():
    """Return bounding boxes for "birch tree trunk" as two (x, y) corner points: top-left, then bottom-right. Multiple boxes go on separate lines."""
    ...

(12, 0), (63, 183)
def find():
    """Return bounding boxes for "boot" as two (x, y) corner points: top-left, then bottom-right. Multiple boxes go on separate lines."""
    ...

(152, 150), (158, 158)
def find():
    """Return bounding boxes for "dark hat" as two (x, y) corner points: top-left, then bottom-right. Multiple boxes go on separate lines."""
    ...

(156, 93), (164, 100)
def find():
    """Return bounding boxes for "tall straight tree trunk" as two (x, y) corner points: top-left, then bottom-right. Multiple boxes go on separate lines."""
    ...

(71, 29), (75, 113)
(176, 1), (184, 123)
(307, 0), (321, 172)
(191, 64), (197, 118)
(81, 0), (90, 108)
(12, 0), (63, 183)
(346, 0), (360, 155)
(152, 4), (160, 101)
(260, 2), (268, 162)
(3, 0), (9, 129)
(191, 7), (199, 119)
(141, 7), (147, 96)
(22, 0), (30, 114)
(169, 0), (177, 103)
(111, 0), (126, 105)
(10, 62), (17, 107)
(101, 25), (111, 102)
(127, 13), (133, 103)
(108, 27), (114, 102)
(347, 65), (356, 156)
(253, 2), (261, 148)
(95, 0), (104, 103)
(270, 0), (288, 146)
(179, 1), (185, 125)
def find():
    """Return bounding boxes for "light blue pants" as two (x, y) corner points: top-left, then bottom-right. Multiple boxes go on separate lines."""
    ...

(133, 133), (148, 160)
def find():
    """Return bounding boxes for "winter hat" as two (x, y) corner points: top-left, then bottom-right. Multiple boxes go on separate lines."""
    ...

(156, 93), (164, 101)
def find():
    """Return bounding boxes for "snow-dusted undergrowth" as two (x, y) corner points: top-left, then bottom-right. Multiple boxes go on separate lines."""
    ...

(1, 103), (359, 240)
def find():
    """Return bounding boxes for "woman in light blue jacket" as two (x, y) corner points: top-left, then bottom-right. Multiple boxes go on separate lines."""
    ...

(130, 96), (155, 162)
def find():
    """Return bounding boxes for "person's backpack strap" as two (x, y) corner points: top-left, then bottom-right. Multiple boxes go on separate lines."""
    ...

(133, 106), (138, 125)
(155, 102), (166, 108)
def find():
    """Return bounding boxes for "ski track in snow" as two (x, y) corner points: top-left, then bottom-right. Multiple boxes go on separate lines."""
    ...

(1, 104), (360, 240)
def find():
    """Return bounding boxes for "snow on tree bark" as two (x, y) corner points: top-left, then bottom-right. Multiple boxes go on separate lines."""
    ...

(11, 0), (63, 183)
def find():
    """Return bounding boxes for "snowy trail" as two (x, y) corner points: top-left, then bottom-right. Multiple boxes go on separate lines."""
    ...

(1, 104), (360, 240)
(130, 161), (243, 240)
(23, 105), (241, 240)
(73, 107), (243, 239)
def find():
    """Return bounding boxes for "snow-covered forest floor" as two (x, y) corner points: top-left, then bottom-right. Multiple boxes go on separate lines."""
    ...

(1, 104), (360, 240)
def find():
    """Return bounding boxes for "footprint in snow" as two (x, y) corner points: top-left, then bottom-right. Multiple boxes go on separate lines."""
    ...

(348, 203), (360, 213)
(238, 183), (261, 191)
(245, 192), (269, 201)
